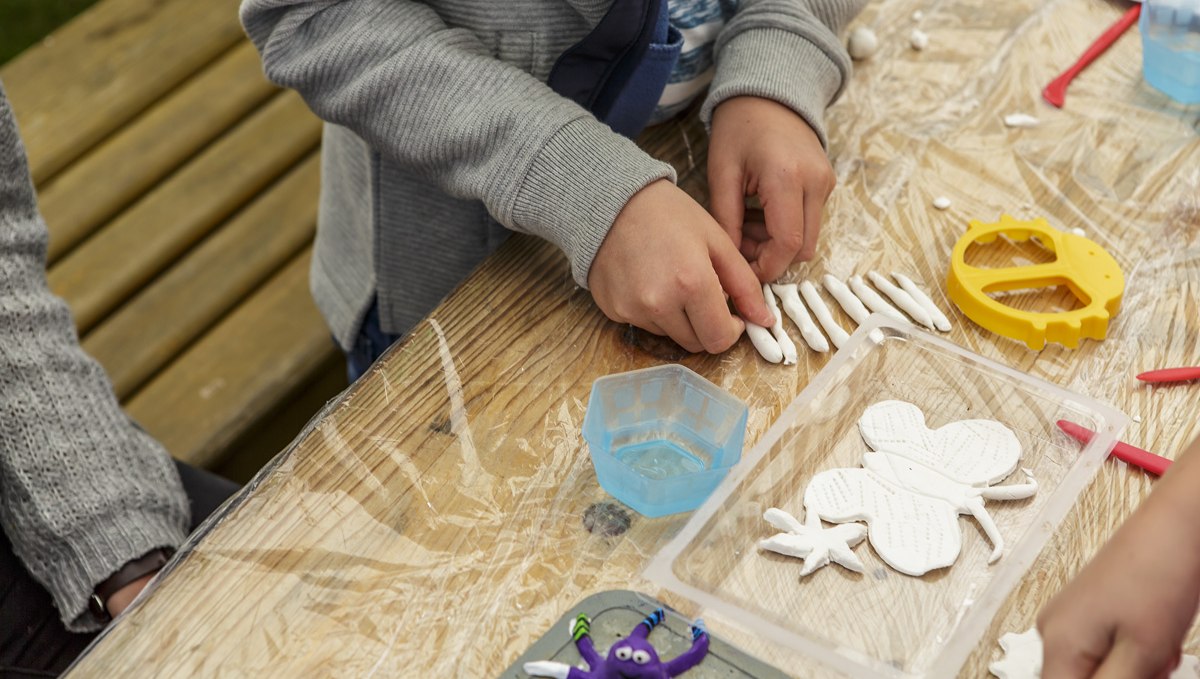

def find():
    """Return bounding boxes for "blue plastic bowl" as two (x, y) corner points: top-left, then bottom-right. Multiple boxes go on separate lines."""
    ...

(1141, 0), (1200, 104)
(583, 364), (748, 517)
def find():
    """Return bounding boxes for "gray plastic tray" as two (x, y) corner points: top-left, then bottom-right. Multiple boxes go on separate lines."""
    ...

(499, 590), (788, 678)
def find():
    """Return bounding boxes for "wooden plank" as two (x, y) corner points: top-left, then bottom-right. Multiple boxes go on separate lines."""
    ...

(82, 153), (321, 399)
(125, 248), (338, 469)
(40, 42), (279, 263)
(47, 91), (322, 334)
(0, 0), (245, 184)
(212, 353), (348, 484)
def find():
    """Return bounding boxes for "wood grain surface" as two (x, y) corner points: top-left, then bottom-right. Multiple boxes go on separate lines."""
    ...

(46, 91), (321, 333)
(0, 0), (246, 184)
(64, 0), (1199, 676)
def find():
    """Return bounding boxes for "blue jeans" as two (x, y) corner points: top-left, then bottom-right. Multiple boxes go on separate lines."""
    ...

(345, 300), (400, 383)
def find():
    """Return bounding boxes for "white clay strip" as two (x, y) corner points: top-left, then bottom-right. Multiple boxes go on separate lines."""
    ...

(847, 275), (908, 324)
(867, 271), (935, 329)
(799, 281), (850, 349)
(745, 322), (783, 363)
(892, 272), (952, 332)
(821, 275), (871, 325)
(770, 284), (830, 353)
(762, 284), (798, 365)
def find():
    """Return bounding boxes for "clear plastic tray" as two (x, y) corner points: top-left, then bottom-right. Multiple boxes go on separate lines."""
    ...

(645, 316), (1128, 678)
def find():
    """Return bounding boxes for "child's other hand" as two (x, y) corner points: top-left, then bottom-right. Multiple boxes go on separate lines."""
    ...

(1038, 439), (1200, 679)
(589, 179), (773, 353)
(709, 96), (835, 282)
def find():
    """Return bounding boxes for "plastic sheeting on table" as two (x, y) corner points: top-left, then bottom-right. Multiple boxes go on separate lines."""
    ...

(67, 0), (1199, 676)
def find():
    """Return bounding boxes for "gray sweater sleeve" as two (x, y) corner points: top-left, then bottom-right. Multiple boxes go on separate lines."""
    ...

(703, 0), (867, 148)
(238, 0), (676, 289)
(0, 83), (190, 633)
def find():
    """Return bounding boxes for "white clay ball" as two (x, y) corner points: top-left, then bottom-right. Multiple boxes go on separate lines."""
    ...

(847, 27), (879, 61)
(932, 196), (952, 210)
(912, 10), (925, 21)
(910, 29), (929, 51)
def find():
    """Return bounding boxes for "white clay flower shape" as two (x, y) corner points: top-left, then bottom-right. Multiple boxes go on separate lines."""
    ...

(803, 400), (1038, 576)
(759, 507), (867, 576)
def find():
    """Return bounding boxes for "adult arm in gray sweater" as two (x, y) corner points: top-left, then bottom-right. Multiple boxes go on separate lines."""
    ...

(0, 82), (189, 633)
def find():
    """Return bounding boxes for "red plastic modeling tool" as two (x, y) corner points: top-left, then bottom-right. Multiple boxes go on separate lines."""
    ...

(1136, 367), (1200, 383)
(1056, 420), (1172, 476)
(1042, 3), (1142, 108)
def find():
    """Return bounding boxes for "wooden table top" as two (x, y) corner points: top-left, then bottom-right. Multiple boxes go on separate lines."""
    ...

(67, 0), (1199, 676)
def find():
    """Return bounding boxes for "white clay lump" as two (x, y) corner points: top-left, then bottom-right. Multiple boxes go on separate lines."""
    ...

(910, 28), (929, 50)
(761, 284), (798, 365)
(867, 271), (935, 329)
(770, 284), (830, 353)
(1002, 113), (1040, 128)
(892, 272), (952, 331)
(848, 275), (908, 324)
(799, 281), (850, 349)
(847, 26), (879, 60)
(932, 196), (952, 210)
(745, 321), (782, 364)
(821, 275), (871, 325)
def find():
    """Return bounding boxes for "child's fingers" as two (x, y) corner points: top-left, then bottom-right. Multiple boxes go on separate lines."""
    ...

(708, 163), (746, 249)
(708, 235), (774, 327)
(741, 220), (768, 243)
(1039, 619), (1106, 679)
(755, 183), (807, 281)
(798, 186), (824, 261)
(650, 310), (704, 354)
(683, 274), (745, 353)
(1040, 645), (1099, 679)
(1093, 638), (1171, 679)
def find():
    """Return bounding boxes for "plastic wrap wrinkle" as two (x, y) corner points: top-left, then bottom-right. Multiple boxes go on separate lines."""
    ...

(62, 0), (1200, 676)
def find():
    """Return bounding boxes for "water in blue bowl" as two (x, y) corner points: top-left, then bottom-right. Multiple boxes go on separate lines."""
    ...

(615, 439), (707, 480)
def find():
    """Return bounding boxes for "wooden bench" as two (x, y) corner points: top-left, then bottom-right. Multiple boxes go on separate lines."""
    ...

(0, 0), (345, 476)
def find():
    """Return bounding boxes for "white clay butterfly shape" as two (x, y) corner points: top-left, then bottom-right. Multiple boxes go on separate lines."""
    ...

(803, 400), (1038, 576)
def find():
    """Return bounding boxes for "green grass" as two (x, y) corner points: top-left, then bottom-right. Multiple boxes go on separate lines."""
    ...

(0, 0), (104, 65)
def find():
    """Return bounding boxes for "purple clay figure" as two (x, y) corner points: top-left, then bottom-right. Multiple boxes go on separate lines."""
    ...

(524, 608), (710, 678)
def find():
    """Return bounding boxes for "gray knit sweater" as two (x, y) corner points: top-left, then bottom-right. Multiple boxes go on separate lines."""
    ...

(241, 0), (866, 349)
(0, 83), (189, 633)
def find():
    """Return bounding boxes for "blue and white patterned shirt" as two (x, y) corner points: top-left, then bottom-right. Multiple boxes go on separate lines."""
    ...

(650, 0), (741, 124)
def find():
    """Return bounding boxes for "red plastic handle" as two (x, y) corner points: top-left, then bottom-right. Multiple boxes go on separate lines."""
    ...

(1057, 420), (1172, 476)
(1043, 4), (1142, 108)
(1137, 367), (1200, 383)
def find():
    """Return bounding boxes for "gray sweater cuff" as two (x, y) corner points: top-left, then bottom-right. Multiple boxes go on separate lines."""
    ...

(57, 511), (187, 632)
(701, 27), (848, 149)
(509, 117), (676, 289)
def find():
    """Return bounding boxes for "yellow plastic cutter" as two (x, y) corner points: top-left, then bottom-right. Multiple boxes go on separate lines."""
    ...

(946, 215), (1124, 350)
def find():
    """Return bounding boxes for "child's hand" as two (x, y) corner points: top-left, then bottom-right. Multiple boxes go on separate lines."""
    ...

(1039, 437), (1200, 678)
(708, 96), (835, 282)
(589, 179), (774, 353)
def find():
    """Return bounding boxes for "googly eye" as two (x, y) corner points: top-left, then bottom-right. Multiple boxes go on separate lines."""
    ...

(632, 650), (651, 665)
(615, 646), (632, 661)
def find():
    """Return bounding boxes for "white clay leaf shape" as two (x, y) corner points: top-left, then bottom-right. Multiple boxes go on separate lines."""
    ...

(988, 628), (1200, 679)
(804, 401), (1037, 575)
(759, 507), (867, 577)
